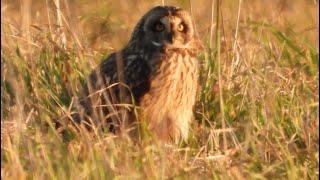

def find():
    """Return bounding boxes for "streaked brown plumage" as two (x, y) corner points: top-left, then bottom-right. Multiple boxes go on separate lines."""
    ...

(72, 6), (201, 142)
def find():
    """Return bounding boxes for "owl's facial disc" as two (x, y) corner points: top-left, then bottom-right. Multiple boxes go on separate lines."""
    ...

(132, 6), (198, 50)
(149, 15), (193, 49)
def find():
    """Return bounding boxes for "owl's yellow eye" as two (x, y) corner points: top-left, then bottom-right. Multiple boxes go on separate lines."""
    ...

(154, 23), (164, 31)
(177, 23), (185, 32)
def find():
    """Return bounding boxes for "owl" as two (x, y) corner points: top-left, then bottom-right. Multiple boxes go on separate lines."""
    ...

(72, 6), (201, 142)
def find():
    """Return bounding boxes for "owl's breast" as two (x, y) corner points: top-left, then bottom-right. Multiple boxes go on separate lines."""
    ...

(139, 51), (198, 141)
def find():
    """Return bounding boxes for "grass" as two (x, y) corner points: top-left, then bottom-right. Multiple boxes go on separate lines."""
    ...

(1, 0), (319, 179)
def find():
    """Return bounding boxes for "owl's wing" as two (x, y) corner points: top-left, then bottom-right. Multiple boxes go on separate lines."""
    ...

(75, 52), (151, 124)
(84, 52), (151, 106)
(122, 54), (151, 100)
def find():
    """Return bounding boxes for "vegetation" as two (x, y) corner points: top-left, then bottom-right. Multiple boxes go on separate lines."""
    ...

(1, 0), (319, 179)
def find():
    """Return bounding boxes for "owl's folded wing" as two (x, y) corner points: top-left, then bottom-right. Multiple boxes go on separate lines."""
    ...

(83, 52), (151, 107)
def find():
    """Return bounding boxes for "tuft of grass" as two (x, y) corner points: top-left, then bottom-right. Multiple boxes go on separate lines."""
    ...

(1, 0), (319, 179)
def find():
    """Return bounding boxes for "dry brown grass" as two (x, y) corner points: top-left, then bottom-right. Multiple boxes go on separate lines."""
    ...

(1, 0), (319, 179)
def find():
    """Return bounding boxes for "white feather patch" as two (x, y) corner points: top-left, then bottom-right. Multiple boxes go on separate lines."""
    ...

(152, 41), (162, 47)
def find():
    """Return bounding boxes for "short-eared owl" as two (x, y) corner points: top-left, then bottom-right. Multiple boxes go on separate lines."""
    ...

(73, 6), (201, 142)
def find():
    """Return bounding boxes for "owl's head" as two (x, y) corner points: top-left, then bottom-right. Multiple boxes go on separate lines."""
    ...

(129, 6), (201, 51)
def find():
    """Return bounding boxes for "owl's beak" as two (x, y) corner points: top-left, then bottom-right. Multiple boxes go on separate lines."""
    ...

(165, 33), (174, 44)
(159, 17), (175, 44)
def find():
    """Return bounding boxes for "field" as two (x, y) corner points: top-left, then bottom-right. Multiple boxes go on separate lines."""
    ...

(1, 0), (319, 179)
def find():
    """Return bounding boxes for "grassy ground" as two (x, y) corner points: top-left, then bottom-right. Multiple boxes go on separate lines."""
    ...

(1, 0), (319, 179)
